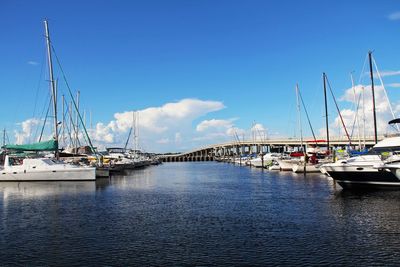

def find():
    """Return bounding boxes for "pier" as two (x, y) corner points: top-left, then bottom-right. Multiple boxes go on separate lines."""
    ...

(160, 136), (382, 162)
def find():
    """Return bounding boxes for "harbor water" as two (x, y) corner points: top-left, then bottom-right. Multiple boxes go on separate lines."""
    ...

(1, 162), (400, 266)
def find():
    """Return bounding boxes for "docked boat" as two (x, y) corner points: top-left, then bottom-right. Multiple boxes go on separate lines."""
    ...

(249, 153), (281, 168)
(276, 158), (301, 171)
(292, 163), (321, 173)
(0, 21), (96, 182)
(0, 154), (95, 181)
(321, 136), (400, 189)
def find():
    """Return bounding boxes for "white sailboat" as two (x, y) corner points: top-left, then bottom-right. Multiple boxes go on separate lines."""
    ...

(0, 20), (95, 181)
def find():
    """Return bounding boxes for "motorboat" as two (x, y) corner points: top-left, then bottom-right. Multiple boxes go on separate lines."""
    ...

(249, 153), (281, 168)
(321, 136), (400, 189)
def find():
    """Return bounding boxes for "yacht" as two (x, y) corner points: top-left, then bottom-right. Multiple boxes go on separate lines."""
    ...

(321, 136), (400, 189)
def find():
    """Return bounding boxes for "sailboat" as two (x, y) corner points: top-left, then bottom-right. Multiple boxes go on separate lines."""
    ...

(288, 84), (322, 173)
(0, 20), (95, 181)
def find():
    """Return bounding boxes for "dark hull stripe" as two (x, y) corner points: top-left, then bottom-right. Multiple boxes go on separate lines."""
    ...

(328, 170), (400, 189)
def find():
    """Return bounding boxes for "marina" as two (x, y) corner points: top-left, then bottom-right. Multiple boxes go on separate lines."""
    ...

(2, 1), (400, 265)
(2, 162), (400, 266)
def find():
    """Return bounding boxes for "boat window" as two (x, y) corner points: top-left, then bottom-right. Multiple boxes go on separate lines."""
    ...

(368, 146), (400, 155)
(9, 157), (23, 166)
(42, 159), (56, 165)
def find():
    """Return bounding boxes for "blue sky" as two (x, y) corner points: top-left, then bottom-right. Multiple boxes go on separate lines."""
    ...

(1, 0), (400, 152)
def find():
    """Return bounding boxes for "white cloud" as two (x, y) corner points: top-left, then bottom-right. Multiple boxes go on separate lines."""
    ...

(388, 11), (400, 20)
(250, 123), (268, 140)
(226, 127), (246, 139)
(175, 132), (182, 144)
(27, 61), (39, 66)
(156, 138), (170, 144)
(196, 118), (235, 132)
(321, 84), (399, 139)
(14, 118), (42, 144)
(89, 98), (225, 152)
(388, 83), (400, 88)
(375, 70), (400, 77)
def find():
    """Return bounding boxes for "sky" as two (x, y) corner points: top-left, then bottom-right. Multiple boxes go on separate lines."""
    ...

(1, 0), (400, 152)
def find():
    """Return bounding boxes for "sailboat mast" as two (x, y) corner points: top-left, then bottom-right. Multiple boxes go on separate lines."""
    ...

(350, 72), (361, 149)
(368, 51), (378, 144)
(362, 86), (366, 148)
(75, 90), (80, 148)
(323, 73), (329, 152)
(62, 94), (65, 148)
(44, 20), (59, 159)
(3, 128), (5, 147)
(296, 84), (304, 152)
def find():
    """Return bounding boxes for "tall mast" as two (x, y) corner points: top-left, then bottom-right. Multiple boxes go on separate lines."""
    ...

(362, 86), (366, 148)
(296, 84), (304, 151)
(350, 72), (361, 149)
(62, 94), (65, 148)
(368, 51), (378, 144)
(44, 20), (59, 159)
(69, 101), (73, 148)
(75, 90), (80, 148)
(323, 73), (329, 152)
(3, 128), (5, 147)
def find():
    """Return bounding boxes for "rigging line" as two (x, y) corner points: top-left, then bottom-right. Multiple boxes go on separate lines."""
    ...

(349, 93), (362, 138)
(372, 57), (399, 132)
(64, 98), (82, 147)
(6, 130), (10, 145)
(62, 100), (75, 147)
(51, 45), (97, 156)
(125, 127), (133, 151)
(325, 75), (352, 145)
(31, 47), (47, 120)
(33, 92), (51, 141)
(38, 96), (53, 142)
(357, 54), (369, 85)
(298, 90), (317, 145)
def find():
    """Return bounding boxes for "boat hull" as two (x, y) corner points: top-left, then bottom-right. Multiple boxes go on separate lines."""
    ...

(292, 164), (320, 173)
(325, 164), (400, 189)
(276, 159), (300, 171)
(0, 168), (96, 181)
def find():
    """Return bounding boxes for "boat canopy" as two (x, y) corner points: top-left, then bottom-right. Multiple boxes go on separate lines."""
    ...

(2, 139), (58, 151)
(388, 118), (400, 124)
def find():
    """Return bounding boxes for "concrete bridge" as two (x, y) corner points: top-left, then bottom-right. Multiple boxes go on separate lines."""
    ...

(159, 136), (382, 162)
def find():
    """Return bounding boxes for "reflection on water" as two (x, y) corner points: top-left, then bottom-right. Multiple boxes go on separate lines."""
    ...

(1, 162), (400, 266)
(0, 181), (96, 200)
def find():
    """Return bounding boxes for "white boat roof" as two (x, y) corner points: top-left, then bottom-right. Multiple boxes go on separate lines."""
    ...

(374, 136), (400, 148)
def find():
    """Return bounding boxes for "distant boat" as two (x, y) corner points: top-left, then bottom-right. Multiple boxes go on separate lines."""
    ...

(249, 153), (280, 168)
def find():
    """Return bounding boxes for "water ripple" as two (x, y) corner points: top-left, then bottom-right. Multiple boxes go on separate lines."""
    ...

(1, 162), (400, 266)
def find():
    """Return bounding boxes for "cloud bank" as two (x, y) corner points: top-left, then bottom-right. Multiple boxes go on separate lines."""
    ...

(319, 84), (400, 141)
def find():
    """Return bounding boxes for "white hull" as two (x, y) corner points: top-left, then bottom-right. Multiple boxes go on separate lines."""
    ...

(249, 153), (280, 168)
(249, 158), (273, 168)
(268, 165), (281, 170)
(292, 164), (320, 173)
(0, 156), (96, 181)
(276, 159), (300, 171)
(0, 168), (96, 181)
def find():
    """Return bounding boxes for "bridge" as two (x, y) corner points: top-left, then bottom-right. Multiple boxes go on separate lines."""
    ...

(159, 136), (382, 162)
